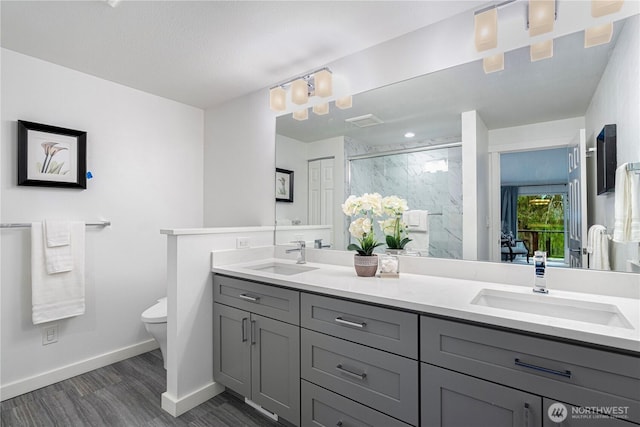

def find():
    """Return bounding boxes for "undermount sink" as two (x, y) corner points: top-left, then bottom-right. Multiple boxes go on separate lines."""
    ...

(471, 289), (633, 329)
(248, 262), (318, 276)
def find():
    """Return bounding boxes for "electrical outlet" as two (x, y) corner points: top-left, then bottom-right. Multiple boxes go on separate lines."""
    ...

(42, 324), (58, 345)
(236, 237), (250, 249)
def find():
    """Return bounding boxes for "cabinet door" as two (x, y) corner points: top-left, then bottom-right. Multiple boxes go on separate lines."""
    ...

(422, 363), (542, 427)
(213, 303), (251, 397)
(543, 398), (631, 426)
(251, 313), (300, 426)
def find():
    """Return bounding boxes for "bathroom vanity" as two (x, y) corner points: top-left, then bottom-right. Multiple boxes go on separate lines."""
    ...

(211, 257), (639, 427)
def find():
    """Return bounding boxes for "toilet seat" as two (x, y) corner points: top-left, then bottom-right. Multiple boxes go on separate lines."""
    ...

(141, 298), (167, 323)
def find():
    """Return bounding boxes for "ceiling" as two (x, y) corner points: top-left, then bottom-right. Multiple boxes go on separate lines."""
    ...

(275, 22), (623, 145)
(0, 0), (486, 110)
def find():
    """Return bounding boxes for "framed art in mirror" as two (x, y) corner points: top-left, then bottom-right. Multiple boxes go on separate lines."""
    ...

(276, 168), (294, 202)
(17, 120), (87, 189)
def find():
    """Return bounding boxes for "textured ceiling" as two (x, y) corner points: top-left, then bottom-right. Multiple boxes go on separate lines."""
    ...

(0, 1), (486, 109)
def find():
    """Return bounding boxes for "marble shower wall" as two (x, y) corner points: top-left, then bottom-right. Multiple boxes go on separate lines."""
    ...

(348, 146), (463, 259)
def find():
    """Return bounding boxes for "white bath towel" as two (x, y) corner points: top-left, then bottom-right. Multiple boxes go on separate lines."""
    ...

(44, 220), (73, 273)
(613, 163), (640, 242)
(587, 224), (610, 270)
(403, 210), (429, 232)
(44, 219), (70, 247)
(31, 222), (86, 324)
(403, 210), (429, 255)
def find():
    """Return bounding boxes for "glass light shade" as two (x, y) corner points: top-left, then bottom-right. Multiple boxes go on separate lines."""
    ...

(591, 0), (623, 17)
(528, 0), (555, 36)
(269, 86), (286, 111)
(530, 39), (554, 61)
(314, 69), (333, 98)
(313, 103), (329, 115)
(335, 95), (352, 109)
(292, 108), (308, 121)
(291, 78), (309, 105)
(584, 22), (613, 48)
(483, 53), (504, 73)
(474, 8), (498, 52)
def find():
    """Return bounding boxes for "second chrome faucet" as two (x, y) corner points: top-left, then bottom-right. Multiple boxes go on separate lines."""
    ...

(286, 240), (306, 264)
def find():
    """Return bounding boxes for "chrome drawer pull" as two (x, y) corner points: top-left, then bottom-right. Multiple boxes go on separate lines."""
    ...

(335, 317), (366, 328)
(514, 358), (572, 378)
(238, 293), (260, 302)
(336, 364), (367, 380)
(241, 317), (248, 342)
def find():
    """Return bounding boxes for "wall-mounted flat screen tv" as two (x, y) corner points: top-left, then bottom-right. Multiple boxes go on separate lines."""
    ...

(596, 124), (616, 195)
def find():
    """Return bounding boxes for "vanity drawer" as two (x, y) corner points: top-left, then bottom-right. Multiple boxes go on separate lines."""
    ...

(301, 293), (418, 358)
(301, 329), (419, 426)
(421, 316), (640, 424)
(301, 380), (412, 427)
(213, 274), (299, 325)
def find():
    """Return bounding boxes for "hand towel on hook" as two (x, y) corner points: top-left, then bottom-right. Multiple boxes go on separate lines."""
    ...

(31, 222), (85, 324)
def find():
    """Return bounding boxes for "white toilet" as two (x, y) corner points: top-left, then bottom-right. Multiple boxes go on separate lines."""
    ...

(141, 297), (167, 369)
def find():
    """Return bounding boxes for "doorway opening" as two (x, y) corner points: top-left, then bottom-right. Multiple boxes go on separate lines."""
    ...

(499, 147), (570, 267)
(517, 193), (566, 264)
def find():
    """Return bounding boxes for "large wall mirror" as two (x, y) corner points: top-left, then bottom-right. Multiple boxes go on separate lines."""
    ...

(275, 15), (639, 274)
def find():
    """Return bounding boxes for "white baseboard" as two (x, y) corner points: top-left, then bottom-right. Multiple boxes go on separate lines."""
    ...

(161, 382), (225, 417)
(0, 339), (158, 401)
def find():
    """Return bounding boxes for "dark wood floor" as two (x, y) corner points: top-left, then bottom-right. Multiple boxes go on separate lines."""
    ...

(1, 350), (283, 427)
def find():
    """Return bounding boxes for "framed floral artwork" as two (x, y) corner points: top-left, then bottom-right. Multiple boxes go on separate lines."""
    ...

(275, 168), (293, 202)
(17, 120), (87, 189)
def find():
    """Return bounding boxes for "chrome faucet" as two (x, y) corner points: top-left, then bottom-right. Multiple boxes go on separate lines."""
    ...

(286, 240), (306, 264)
(314, 239), (331, 249)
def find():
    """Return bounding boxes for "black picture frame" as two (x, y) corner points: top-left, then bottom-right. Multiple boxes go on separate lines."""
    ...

(18, 120), (87, 189)
(275, 168), (294, 202)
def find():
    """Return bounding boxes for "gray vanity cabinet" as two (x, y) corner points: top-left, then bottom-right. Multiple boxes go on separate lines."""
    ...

(213, 275), (300, 426)
(300, 293), (419, 426)
(421, 363), (542, 427)
(420, 316), (640, 426)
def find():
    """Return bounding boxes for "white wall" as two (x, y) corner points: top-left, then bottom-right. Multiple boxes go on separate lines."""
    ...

(203, 90), (275, 227)
(585, 14), (640, 271)
(0, 49), (204, 398)
(161, 228), (275, 416)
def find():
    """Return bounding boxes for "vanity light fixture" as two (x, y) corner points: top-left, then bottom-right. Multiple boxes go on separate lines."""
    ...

(292, 108), (309, 121)
(483, 53), (504, 73)
(584, 22), (613, 47)
(269, 67), (352, 118)
(530, 39), (554, 61)
(312, 103), (329, 115)
(474, 7), (498, 52)
(591, 0), (624, 17)
(528, 0), (556, 36)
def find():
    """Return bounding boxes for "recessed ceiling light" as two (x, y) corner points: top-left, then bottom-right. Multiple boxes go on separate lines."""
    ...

(404, 132), (415, 138)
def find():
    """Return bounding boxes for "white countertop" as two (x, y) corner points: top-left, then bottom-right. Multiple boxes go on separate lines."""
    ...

(212, 257), (640, 353)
